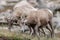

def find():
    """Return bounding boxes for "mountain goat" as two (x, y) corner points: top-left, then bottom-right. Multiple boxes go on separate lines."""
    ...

(23, 9), (54, 38)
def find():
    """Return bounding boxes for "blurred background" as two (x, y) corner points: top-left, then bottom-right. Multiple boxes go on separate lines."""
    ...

(0, 0), (60, 40)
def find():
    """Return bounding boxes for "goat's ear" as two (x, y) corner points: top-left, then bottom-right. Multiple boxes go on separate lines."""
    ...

(17, 16), (21, 20)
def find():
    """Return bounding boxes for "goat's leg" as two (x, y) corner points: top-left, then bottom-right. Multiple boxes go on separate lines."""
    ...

(32, 27), (36, 36)
(38, 27), (40, 35)
(49, 21), (54, 38)
(46, 25), (51, 33)
(29, 26), (34, 36)
(46, 25), (52, 37)
(38, 26), (46, 36)
(35, 24), (40, 40)
(40, 28), (46, 36)
(35, 25), (40, 36)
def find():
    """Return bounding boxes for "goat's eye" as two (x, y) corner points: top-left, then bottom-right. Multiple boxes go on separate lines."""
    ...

(25, 15), (27, 18)
(19, 17), (20, 18)
(18, 17), (21, 19)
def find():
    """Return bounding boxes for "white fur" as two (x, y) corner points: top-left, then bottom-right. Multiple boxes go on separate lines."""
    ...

(13, 0), (37, 15)
(13, 0), (37, 10)
(14, 1), (28, 9)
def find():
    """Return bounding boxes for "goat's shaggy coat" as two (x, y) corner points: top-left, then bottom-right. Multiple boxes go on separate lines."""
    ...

(8, 0), (54, 38)
(13, 0), (37, 19)
(8, 0), (38, 31)
(24, 9), (54, 37)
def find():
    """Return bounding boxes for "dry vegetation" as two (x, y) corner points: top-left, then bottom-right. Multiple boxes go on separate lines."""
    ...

(0, 27), (59, 40)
